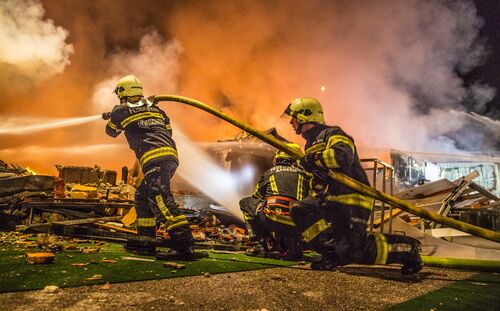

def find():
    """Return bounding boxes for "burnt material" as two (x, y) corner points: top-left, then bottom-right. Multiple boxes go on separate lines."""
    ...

(56, 165), (117, 185)
(0, 175), (55, 199)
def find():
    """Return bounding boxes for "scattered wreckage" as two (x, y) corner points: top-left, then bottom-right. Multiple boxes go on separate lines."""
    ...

(0, 162), (248, 252)
(1, 153), (499, 260)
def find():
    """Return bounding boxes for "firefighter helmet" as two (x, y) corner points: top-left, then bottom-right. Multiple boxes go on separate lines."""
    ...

(283, 97), (325, 124)
(274, 143), (302, 162)
(114, 75), (143, 99)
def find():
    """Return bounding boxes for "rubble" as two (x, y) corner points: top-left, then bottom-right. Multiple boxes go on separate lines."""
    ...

(42, 285), (60, 293)
(26, 252), (55, 264)
(164, 262), (186, 270)
(0, 160), (251, 250)
(374, 170), (500, 242)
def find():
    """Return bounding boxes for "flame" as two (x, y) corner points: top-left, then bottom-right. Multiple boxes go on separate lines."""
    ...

(25, 167), (37, 175)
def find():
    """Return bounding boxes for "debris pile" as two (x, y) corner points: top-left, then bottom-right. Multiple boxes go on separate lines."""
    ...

(0, 161), (249, 250)
(385, 170), (499, 233)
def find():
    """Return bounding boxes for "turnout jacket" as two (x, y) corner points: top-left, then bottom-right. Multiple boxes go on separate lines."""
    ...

(253, 162), (310, 227)
(253, 163), (309, 202)
(303, 124), (373, 211)
(105, 99), (178, 167)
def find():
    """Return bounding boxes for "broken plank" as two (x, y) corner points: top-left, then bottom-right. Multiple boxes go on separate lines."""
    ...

(372, 208), (403, 227)
(469, 182), (499, 201)
(16, 216), (122, 231)
(394, 179), (457, 200)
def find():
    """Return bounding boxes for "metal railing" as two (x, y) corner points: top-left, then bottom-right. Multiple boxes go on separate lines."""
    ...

(361, 159), (395, 233)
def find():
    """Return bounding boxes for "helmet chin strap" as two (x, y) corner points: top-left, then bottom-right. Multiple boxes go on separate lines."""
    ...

(295, 122), (303, 135)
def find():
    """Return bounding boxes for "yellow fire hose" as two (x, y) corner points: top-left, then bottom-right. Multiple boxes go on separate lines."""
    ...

(154, 95), (500, 248)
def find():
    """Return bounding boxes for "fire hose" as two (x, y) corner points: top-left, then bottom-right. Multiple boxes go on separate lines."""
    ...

(151, 95), (500, 246)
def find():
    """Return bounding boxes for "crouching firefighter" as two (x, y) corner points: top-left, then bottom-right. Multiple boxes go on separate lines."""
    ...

(283, 97), (423, 274)
(104, 75), (194, 260)
(240, 143), (310, 260)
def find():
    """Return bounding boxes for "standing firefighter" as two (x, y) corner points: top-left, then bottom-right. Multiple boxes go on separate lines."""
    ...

(104, 75), (194, 260)
(240, 143), (310, 260)
(283, 97), (423, 274)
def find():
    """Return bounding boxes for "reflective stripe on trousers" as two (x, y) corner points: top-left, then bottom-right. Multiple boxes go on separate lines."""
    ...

(302, 218), (330, 243)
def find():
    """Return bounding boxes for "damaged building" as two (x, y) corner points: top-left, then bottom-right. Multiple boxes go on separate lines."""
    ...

(0, 130), (499, 256)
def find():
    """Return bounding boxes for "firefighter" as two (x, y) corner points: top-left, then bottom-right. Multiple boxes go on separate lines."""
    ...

(104, 75), (194, 260)
(240, 143), (310, 260)
(283, 97), (423, 274)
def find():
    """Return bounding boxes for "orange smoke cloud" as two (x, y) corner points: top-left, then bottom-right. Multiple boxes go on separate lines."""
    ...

(0, 0), (493, 176)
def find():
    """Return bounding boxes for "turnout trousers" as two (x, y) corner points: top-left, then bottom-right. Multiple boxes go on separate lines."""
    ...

(240, 197), (303, 260)
(291, 196), (422, 272)
(134, 159), (193, 251)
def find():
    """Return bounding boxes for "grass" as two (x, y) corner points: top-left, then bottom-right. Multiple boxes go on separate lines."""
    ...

(386, 272), (500, 311)
(0, 241), (295, 292)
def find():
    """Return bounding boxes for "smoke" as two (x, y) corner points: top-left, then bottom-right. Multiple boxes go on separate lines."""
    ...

(166, 0), (496, 151)
(0, 0), (73, 87)
(91, 31), (183, 113)
(0, 0), (498, 176)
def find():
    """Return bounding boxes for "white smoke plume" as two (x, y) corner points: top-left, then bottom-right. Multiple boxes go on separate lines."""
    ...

(167, 0), (495, 152)
(0, 0), (73, 84)
(91, 31), (183, 113)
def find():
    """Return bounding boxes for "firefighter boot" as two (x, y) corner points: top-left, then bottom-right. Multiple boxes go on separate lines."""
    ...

(282, 234), (304, 261)
(384, 235), (423, 275)
(156, 247), (195, 261)
(401, 240), (423, 275)
(310, 238), (342, 271)
(310, 255), (340, 271)
(156, 240), (196, 261)
(124, 227), (156, 256)
(245, 243), (266, 257)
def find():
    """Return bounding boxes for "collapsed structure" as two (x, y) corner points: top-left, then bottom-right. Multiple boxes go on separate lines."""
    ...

(0, 133), (499, 261)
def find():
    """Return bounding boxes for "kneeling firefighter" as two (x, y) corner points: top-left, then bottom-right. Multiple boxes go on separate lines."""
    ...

(240, 143), (310, 260)
(283, 97), (423, 274)
(104, 75), (194, 260)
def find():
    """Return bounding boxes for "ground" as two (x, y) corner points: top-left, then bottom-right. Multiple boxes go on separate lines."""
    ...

(0, 265), (488, 311)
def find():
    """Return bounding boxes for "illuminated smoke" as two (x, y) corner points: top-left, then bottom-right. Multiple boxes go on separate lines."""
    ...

(0, 0), (498, 177)
(167, 0), (495, 151)
(91, 31), (183, 113)
(0, 0), (73, 85)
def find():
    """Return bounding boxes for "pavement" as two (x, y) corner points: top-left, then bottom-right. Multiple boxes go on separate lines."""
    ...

(0, 265), (478, 311)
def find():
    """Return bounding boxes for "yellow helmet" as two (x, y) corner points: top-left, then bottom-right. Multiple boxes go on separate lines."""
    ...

(114, 75), (143, 99)
(283, 97), (325, 124)
(274, 143), (302, 162)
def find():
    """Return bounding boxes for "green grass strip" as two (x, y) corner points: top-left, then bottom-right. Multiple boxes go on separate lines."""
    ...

(0, 242), (295, 293)
(423, 256), (500, 273)
(385, 272), (500, 311)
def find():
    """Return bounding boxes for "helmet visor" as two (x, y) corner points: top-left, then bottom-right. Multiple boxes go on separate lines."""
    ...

(281, 103), (294, 118)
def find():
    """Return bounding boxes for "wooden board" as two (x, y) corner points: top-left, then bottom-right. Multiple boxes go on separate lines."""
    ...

(395, 179), (457, 200)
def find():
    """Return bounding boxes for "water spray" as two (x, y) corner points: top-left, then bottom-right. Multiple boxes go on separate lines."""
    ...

(153, 95), (500, 244)
(0, 115), (101, 135)
(2, 98), (497, 243)
(172, 125), (248, 221)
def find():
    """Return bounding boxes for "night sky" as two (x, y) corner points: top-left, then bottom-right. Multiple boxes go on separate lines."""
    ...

(467, 0), (500, 119)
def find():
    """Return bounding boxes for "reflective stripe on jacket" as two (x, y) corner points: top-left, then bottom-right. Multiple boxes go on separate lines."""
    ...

(105, 99), (178, 166)
(302, 125), (371, 205)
